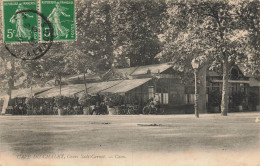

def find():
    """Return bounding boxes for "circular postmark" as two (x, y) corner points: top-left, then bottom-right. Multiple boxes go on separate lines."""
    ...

(4, 9), (54, 60)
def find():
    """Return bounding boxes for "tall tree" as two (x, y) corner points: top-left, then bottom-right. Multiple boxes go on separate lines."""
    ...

(162, 0), (259, 116)
(238, 0), (260, 76)
(112, 0), (167, 67)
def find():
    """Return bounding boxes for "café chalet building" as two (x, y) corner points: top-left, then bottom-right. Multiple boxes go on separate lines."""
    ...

(3, 63), (260, 114)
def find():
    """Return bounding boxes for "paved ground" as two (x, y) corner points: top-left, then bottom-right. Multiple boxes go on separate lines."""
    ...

(0, 112), (260, 166)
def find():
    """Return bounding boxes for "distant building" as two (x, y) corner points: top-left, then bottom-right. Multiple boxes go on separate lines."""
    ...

(108, 63), (260, 113)
(207, 66), (260, 112)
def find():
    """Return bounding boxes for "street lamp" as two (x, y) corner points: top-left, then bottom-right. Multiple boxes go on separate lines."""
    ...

(191, 59), (200, 118)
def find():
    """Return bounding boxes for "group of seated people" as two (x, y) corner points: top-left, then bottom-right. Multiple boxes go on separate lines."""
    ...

(13, 103), (27, 115)
(89, 101), (108, 115)
(6, 94), (163, 115)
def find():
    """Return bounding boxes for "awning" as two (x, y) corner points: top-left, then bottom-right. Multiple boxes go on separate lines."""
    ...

(77, 78), (152, 96)
(100, 78), (152, 95)
(36, 80), (123, 98)
(36, 84), (86, 98)
(11, 86), (52, 99)
(34, 78), (152, 98)
(76, 80), (124, 97)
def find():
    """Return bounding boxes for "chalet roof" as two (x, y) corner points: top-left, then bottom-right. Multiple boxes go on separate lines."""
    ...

(116, 63), (173, 76)
(237, 65), (256, 77)
(100, 78), (152, 95)
(65, 73), (101, 83)
(77, 78), (152, 96)
(83, 80), (123, 95)
(11, 86), (52, 99)
(36, 84), (86, 98)
(35, 78), (152, 98)
(207, 65), (255, 77)
(207, 65), (260, 87)
(46, 73), (101, 86)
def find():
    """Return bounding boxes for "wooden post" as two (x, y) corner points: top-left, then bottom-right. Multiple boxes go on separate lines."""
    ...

(84, 73), (87, 95)
(30, 74), (33, 97)
(194, 69), (199, 118)
(59, 75), (62, 96)
(31, 81), (34, 113)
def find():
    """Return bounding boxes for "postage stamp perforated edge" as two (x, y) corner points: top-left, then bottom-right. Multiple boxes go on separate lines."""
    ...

(39, 0), (77, 42)
(2, 0), (77, 44)
(2, 0), (39, 44)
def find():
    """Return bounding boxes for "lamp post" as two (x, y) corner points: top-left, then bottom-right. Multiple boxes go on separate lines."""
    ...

(191, 59), (199, 118)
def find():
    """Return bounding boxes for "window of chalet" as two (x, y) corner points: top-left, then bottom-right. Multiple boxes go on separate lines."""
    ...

(184, 86), (195, 104)
(240, 84), (245, 92)
(154, 93), (169, 105)
(158, 87), (168, 105)
(162, 93), (169, 104)
(229, 83), (248, 94)
(185, 94), (195, 104)
(148, 86), (154, 99)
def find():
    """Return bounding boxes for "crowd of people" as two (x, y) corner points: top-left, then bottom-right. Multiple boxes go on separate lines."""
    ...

(5, 94), (163, 115)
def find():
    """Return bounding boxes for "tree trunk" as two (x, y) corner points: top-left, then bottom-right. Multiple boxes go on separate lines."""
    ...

(104, 3), (114, 67)
(221, 55), (229, 116)
(59, 76), (62, 96)
(85, 1), (92, 28)
(198, 65), (207, 113)
(7, 61), (15, 98)
(84, 73), (87, 95)
(194, 69), (199, 118)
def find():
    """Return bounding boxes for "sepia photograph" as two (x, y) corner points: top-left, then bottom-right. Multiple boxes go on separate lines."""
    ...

(0, 0), (259, 165)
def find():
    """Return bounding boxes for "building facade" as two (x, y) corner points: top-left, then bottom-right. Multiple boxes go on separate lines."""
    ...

(114, 63), (260, 113)
(5, 62), (260, 114)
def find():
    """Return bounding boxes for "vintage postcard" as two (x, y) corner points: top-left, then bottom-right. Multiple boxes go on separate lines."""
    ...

(0, 0), (260, 166)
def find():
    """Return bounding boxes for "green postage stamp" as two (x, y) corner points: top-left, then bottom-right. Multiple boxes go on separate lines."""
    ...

(40, 0), (76, 41)
(2, 0), (39, 43)
(2, 0), (76, 43)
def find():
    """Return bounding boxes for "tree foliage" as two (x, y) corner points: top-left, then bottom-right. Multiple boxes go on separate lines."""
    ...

(0, 0), (167, 89)
(161, 0), (260, 115)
